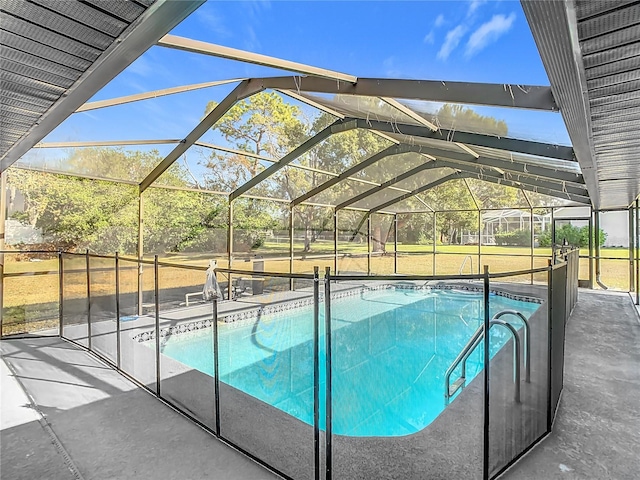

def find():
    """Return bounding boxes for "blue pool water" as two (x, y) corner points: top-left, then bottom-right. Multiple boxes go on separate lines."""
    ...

(159, 288), (539, 437)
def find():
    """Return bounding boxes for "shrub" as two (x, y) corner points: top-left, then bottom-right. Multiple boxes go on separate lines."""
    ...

(538, 224), (607, 248)
(494, 229), (531, 247)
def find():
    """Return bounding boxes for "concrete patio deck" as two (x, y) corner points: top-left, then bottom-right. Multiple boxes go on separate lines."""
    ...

(0, 337), (279, 480)
(501, 289), (640, 479)
(1, 289), (639, 479)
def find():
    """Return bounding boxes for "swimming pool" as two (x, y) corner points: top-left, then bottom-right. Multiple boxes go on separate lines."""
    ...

(157, 287), (540, 437)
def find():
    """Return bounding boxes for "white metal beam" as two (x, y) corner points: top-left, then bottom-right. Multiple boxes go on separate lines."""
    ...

(76, 79), (242, 112)
(157, 34), (357, 83)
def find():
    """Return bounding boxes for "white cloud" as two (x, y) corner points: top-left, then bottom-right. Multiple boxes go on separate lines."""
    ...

(465, 13), (516, 58)
(423, 30), (435, 44)
(467, 0), (487, 17)
(383, 56), (401, 77)
(196, 8), (231, 38)
(437, 25), (467, 60)
(435, 14), (445, 27)
(244, 25), (261, 52)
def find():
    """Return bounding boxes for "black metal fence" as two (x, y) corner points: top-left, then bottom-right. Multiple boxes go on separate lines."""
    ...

(2, 249), (578, 480)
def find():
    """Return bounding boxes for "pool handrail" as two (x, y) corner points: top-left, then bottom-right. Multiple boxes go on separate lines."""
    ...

(444, 314), (525, 405)
(493, 310), (531, 383)
(459, 255), (474, 275)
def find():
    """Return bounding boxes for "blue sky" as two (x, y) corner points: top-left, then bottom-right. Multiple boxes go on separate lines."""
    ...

(38, 0), (571, 163)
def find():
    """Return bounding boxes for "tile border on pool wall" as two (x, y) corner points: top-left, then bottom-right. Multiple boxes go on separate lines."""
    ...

(132, 283), (543, 343)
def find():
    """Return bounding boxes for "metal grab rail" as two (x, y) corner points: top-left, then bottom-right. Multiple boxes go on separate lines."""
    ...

(459, 255), (474, 275)
(493, 310), (530, 383)
(444, 312), (528, 405)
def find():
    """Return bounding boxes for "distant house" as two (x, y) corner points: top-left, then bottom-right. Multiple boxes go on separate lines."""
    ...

(5, 219), (44, 245)
(462, 209), (550, 245)
(4, 185), (44, 246)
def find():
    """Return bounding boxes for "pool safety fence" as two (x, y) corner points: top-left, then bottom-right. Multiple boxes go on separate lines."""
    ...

(1, 249), (578, 480)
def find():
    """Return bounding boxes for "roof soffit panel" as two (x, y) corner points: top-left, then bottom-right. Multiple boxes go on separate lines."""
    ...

(521, 0), (600, 207)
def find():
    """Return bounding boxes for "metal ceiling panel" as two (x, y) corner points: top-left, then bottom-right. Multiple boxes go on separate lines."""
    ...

(81, 0), (146, 23)
(587, 68), (640, 90)
(0, 12), (102, 62)
(2, 0), (115, 49)
(588, 78), (640, 99)
(1, 101), (46, 117)
(586, 54), (640, 80)
(0, 70), (66, 96)
(0, 81), (58, 105)
(28, 0), (128, 37)
(590, 88), (640, 107)
(575, 0), (637, 19)
(593, 107), (640, 124)
(580, 23), (640, 56)
(1, 58), (76, 89)
(1, 45), (83, 81)
(577, 3), (640, 39)
(584, 40), (640, 70)
(0, 30), (93, 71)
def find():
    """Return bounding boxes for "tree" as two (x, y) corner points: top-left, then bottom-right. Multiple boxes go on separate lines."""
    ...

(7, 147), (227, 254)
(430, 103), (508, 137)
(8, 167), (139, 253)
(422, 180), (477, 244)
(204, 93), (394, 252)
(203, 91), (307, 192)
(466, 179), (524, 209)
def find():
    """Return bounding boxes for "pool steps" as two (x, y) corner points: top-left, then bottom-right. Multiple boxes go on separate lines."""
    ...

(444, 310), (531, 405)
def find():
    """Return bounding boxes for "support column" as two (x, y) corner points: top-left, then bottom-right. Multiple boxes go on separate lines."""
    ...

(635, 199), (640, 305)
(0, 172), (6, 336)
(289, 205), (294, 290)
(432, 212), (437, 276)
(394, 214), (398, 274)
(478, 210), (482, 275)
(629, 206), (635, 292)
(228, 200), (234, 300)
(530, 207), (534, 284)
(333, 210), (338, 274)
(367, 214), (371, 275)
(595, 209), (602, 288)
(588, 208), (593, 289)
(551, 208), (555, 259)
(137, 193), (144, 316)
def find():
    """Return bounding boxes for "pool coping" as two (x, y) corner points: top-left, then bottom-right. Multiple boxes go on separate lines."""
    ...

(132, 281), (545, 343)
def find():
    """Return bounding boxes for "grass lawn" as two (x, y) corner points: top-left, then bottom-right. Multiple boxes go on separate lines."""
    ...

(2, 244), (633, 335)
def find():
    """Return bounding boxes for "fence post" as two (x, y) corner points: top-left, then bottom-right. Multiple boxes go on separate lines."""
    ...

(213, 295), (220, 436)
(482, 264), (490, 480)
(546, 259), (553, 431)
(154, 255), (160, 396)
(324, 266), (332, 480)
(115, 252), (121, 369)
(86, 249), (92, 350)
(58, 251), (64, 337)
(313, 266), (320, 480)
